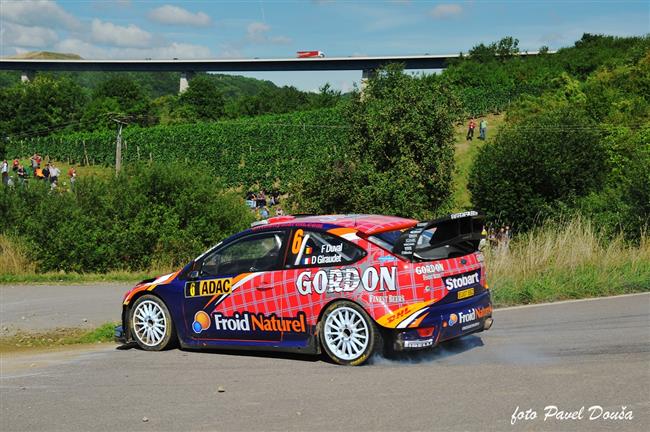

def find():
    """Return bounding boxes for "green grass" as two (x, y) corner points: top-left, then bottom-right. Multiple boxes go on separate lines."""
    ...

(0, 271), (157, 284)
(450, 114), (506, 210)
(486, 218), (650, 306)
(0, 322), (118, 353)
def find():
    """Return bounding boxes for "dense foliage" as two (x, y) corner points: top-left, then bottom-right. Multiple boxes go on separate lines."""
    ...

(469, 108), (607, 229)
(469, 51), (650, 237)
(6, 108), (347, 191)
(442, 34), (650, 116)
(291, 64), (462, 219)
(0, 71), (344, 140)
(0, 163), (254, 272)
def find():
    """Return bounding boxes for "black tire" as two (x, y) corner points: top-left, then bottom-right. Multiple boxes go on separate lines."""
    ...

(319, 301), (382, 366)
(129, 294), (176, 351)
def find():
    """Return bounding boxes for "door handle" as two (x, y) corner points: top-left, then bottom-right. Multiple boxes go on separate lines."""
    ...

(256, 285), (273, 291)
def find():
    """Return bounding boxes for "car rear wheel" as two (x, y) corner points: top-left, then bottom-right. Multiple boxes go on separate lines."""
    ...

(130, 295), (175, 351)
(320, 301), (381, 366)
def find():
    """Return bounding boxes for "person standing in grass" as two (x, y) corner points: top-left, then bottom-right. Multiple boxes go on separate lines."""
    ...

(1, 160), (8, 186)
(49, 163), (60, 185)
(466, 118), (476, 141)
(68, 166), (77, 190)
(17, 164), (26, 186)
(479, 118), (488, 140)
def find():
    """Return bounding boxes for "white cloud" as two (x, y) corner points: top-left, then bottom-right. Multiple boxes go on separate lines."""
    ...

(1, 0), (79, 29)
(246, 22), (291, 44)
(247, 22), (271, 42)
(430, 3), (463, 19)
(55, 38), (211, 59)
(148, 5), (211, 27)
(90, 19), (152, 48)
(1, 22), (59, 47)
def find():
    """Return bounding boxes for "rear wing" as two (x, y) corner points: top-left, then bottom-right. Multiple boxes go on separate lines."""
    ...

(394, 211), (485, 261)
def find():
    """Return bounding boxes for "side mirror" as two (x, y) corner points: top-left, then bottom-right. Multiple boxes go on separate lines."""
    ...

(188, 270), (200, 280)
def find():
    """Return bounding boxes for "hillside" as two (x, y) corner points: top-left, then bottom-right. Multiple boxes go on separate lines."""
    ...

(0, 51), (279, 99)
(6, 51), (82, 60)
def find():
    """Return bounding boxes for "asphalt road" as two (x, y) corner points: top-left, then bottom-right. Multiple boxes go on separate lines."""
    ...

(1, 293), (649, 431)
(0, 283), (129, 334)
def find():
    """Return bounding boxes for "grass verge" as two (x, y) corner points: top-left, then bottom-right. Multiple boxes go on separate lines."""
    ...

(0, 323), (118, 353)
(487, 218), (650, 306)
(0, 271), (159, 284)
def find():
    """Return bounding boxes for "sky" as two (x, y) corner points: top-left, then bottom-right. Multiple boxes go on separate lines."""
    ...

(1, 0), (648, 91)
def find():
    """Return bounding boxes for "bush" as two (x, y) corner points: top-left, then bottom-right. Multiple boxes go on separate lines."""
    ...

(0, 163), (254, 272)
(468, 108), (607, 230)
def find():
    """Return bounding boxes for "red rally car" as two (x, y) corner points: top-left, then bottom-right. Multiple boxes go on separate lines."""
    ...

(116, 212), (493, 366)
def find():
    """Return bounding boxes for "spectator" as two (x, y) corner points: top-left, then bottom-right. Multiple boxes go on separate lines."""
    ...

(1, 160), (8, 186)
(67, 166), (77, 190)
(42, 163), (51, 181)
(30, 153), (41, 171)
(466, 118), (476, 141)
(260, 206), (270, 219)
(275, 207), (284, 216)
(258, 190), (267, 207)
(12, 158), (19, 172)
(479, 227), (488, 251)
(34, 166), (44, 180)
(479, 118), (488, 140)
(17, 164), (26, 186)
(49, 163), (60, 184)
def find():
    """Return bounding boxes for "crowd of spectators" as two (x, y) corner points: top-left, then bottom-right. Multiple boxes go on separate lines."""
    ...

(1, 153), (76, 190)
(480, 224), (512, 252)
(246, 190), (284, 219)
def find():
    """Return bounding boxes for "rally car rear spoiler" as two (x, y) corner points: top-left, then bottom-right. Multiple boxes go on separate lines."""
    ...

(393, 211), (485, 261)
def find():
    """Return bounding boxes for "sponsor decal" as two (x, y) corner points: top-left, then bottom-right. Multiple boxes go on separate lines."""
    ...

(450, 210), (478, 219)
(404, 338), (434, 348)
(377, 255), (398, 263)
(296, 266), (397, 295)
(415, 263), (445, 275)
(457, 288), (474, 300)
(461, 322), (480, 331)
(368, 294), (405, 304)
(384, 306), (412, 325)
(213, 312), (307, 333)
(443, 269), (481, 291)
(192, 311), (211, 333)
(185, 278), (232, 298)
(447, 305), (492, 328)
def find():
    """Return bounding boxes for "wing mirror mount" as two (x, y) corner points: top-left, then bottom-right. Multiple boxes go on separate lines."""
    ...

(188, 270), (200, 280)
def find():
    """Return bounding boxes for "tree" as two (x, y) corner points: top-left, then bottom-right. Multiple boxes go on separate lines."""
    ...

(93, 75), (156, 126)
(292, 64), (462, 219)
(178, 75), (225, 121)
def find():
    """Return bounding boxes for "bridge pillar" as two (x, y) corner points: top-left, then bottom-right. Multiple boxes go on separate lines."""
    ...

(21, 70), (35, 83)
(179, 71), (195, 94)
(360, 69), (375, 97)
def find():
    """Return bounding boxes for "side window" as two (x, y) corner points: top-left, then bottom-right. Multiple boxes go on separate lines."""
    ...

(287, 229), (365, 268)
(202, 232), (286, 276)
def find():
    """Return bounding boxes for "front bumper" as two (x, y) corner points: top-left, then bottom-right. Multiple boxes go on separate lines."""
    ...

(392, 291), (493, 351)
(114, 325), (126, 343)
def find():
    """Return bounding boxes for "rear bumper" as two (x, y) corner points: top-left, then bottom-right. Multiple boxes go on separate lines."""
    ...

(392, 291), (493, 351)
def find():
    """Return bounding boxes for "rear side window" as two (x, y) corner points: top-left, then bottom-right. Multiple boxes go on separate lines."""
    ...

(286, 229), (366, 268)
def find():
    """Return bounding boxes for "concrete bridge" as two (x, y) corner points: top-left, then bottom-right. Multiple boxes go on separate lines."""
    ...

(0, 52), (548, 93)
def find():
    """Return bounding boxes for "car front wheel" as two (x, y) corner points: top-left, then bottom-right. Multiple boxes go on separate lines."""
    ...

(130, 294), (175, 351)
(320, 301), (382, 366)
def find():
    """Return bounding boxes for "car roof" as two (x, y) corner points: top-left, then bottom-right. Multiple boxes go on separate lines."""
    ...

(256, 214), (418, 235)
